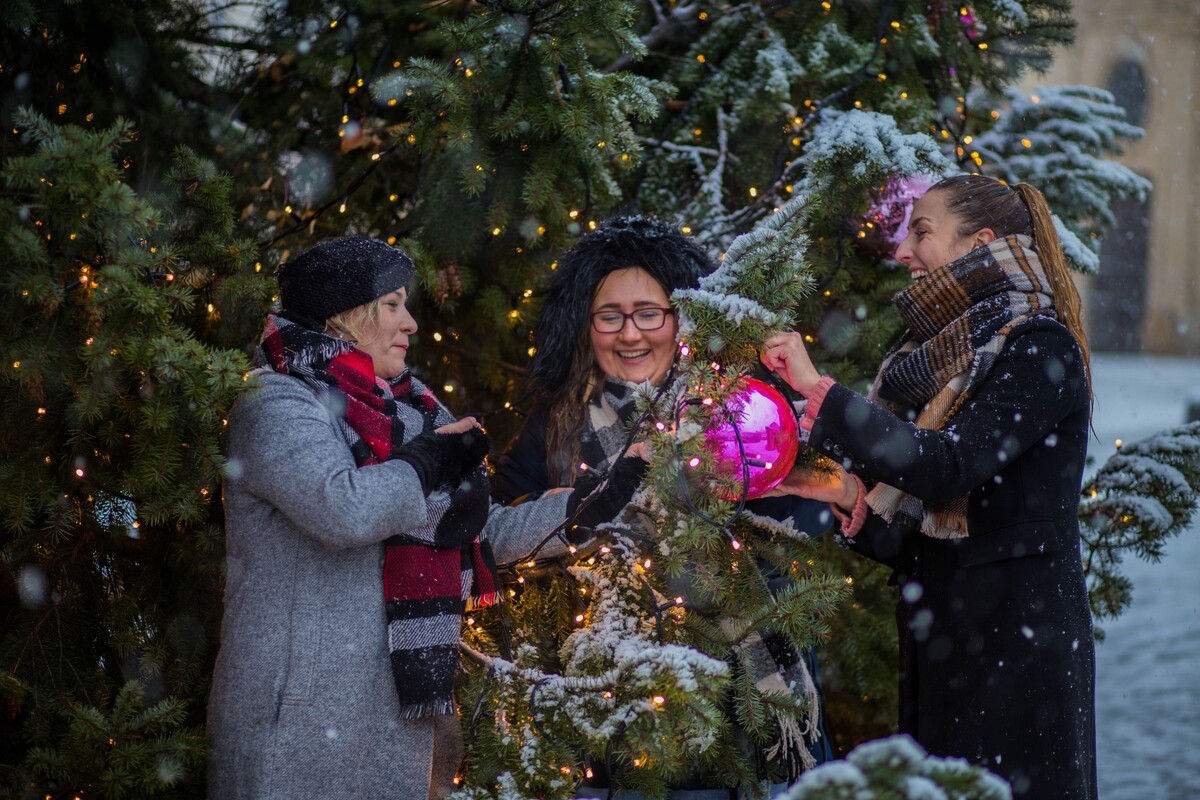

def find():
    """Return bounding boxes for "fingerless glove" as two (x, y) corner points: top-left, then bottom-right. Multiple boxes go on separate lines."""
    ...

(395, 427), (490, 496)
(565, 456), (648, 539)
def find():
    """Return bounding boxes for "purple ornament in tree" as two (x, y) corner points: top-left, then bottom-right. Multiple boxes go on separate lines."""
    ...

(705, 377), (799, 500)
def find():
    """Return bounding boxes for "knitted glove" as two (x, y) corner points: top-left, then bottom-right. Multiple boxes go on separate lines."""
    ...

(564, 456), (647, 541)
(432, 472), (491, 549)
(395, 427), (490, 496)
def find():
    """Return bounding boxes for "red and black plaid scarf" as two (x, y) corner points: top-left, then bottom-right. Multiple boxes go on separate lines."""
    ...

(258, 312), (497, 717)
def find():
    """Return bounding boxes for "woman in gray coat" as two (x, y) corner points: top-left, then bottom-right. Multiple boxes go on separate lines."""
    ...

(208, 237), (642, 800)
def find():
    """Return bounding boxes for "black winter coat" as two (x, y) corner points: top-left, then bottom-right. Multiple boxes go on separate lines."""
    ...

(809, 318), (1096, 799)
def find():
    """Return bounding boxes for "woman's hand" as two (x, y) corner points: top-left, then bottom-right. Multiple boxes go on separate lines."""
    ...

(436, 417), (481, 435)
(760, 332), (822, 396)
(396, 419), (490, 496)
(764, 463), (858, 512)
(624, 441), (652, 462)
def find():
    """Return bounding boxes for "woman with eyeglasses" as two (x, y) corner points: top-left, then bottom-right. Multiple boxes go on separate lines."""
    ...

(492, 215), (834, 797)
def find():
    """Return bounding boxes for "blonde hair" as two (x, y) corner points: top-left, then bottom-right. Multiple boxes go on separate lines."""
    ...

(324, 297), (382, 344)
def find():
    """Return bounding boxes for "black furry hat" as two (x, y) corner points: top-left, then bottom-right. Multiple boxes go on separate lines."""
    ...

(278, 236), (414, 330)
(529, 215), (716, 395)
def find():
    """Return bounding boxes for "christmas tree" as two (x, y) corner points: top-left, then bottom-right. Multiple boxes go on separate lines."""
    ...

(454, 197), (849, 798)
(0, 110), (264, 796)
(0, 1), (1184, 797)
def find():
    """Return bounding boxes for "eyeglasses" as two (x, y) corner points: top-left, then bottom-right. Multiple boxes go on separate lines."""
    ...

(590, 307), (674, 334)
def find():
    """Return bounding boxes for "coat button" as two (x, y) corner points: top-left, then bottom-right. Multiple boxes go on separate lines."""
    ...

(832, 444), (844, 457)
(822, 438), (834, 451)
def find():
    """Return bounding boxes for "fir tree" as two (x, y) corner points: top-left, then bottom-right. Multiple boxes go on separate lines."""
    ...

(0, 1), (1188, 796)
(1079, 422), (1200, 627)
(970, 84), (1153, 273)
(0, 0), (261, 186)
(0, 109), (264, 797)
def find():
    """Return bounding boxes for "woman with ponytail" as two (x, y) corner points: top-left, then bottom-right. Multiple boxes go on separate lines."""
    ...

(760, 175), (1096, 799)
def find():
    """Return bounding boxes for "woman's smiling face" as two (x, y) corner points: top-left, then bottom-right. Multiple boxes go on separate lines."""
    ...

(347, 288), (418, 379)
(588, 267), (678, 385)
(894, 190), (994, 280)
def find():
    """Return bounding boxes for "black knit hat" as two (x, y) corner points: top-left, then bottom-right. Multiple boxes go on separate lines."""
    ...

(529, 216), (716, 395)
(277, 236), (415, 329)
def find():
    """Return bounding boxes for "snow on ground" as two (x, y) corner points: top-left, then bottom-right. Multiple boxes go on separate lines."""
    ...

(1088, 352), (1200, 799)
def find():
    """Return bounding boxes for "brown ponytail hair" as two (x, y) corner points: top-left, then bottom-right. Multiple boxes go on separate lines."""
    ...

(930, 174), (1092, 404)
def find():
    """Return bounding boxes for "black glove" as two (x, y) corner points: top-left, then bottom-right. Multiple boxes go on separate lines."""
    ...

(395, 426), (490, 496)
(432, 472), (491, 549)
(565, 456), (648, 540)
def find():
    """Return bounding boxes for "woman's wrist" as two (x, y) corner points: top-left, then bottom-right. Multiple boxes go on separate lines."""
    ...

(792, 368), (824, 397)
(837, 473), (859, 512)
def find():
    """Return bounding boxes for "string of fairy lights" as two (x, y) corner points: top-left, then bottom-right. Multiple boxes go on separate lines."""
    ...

(9, 0), (1071, 550)
(5, 4), (1166, 794)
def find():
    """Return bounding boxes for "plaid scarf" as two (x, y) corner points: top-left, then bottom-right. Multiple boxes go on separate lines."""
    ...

(574, 378), (646, 477)
(865, 235), (1057, 539)
(257, 312), (497, 718)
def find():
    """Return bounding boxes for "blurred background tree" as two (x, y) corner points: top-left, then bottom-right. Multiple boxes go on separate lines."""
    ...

(1, 1), (1155, 796)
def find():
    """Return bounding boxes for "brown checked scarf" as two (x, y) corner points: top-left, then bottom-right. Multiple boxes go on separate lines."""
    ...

(865, 234), (1058, 539)
(257, 312), (497, 718)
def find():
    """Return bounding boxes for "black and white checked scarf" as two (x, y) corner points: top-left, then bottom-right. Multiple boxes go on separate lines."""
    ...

(257, 312), (496, 718)
(574, 378), (647, 476)
(865, 235), (1057, 539)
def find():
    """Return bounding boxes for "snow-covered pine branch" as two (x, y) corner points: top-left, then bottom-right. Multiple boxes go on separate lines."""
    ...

(1079, 422), (1200, 622)
(672, 193), (815, 366)
(782, 734), (1012, 800)
(971, 85), (1151, 273)
(794, 110), (955, 210)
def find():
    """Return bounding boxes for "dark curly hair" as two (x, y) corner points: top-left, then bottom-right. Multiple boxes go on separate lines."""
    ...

(528, 216), (715, 483)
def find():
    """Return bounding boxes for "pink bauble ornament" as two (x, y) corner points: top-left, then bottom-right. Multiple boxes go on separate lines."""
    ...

(704, 376), (799, 500)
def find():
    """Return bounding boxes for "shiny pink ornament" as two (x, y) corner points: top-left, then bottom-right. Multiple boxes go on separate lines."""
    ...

(704, 377), (799, 500)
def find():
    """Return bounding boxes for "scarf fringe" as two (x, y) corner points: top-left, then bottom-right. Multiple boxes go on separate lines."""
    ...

(764, 648), (821, 777)
(866, 482), (969, 540)
(728, 623), (822, 778)
(398, 698), (457, 720)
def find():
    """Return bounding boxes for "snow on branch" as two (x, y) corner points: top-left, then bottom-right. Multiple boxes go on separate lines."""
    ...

(795, 110), (955, 202)
(673, 193), (815, 366)
(781, 734), (1012, 800)
(972, 84), (1151, 273)
(1079, 421), (1200, 622)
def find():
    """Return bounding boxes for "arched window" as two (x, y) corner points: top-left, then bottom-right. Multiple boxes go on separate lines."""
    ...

(1089, 189), (1152, 352)
(1106, 58), (1148, 128)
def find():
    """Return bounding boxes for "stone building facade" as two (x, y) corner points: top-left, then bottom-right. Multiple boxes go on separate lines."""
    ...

(1034, 0), (1200, 354)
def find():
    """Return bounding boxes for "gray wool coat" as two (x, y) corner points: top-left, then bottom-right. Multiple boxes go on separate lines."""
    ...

(207, 369), (570, 800)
